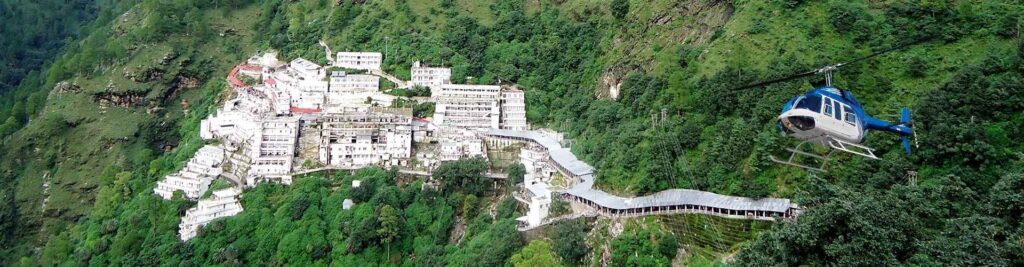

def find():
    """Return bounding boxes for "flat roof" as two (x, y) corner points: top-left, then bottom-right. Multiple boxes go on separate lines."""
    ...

(336, 51), (382, 58)
(290, 58), (321, 70)
(212, 188), (242, 199)
(440, 84), (501, 90)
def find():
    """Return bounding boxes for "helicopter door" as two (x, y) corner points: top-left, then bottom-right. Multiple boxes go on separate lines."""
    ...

(822, 97), (859, 141)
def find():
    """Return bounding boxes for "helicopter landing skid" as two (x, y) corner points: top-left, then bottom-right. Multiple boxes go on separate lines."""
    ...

(771, 137), (880, 172)
(825, 138), (878, 160)
(770, 141), (834, 172)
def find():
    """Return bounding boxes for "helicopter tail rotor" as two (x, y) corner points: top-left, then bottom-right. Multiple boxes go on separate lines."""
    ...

(900, 107), (914, 154)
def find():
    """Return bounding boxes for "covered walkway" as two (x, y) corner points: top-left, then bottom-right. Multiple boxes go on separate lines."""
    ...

(485, 129), (801, 222)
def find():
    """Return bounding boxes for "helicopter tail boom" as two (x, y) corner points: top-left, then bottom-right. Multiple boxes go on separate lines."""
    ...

(862, 108), (915, 153)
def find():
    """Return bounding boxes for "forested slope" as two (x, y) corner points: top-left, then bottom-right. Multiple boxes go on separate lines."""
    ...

(0, 0), (1022, 265)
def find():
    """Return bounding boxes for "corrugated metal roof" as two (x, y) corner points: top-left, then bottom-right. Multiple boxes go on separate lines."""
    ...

(486, 129), (797, 214)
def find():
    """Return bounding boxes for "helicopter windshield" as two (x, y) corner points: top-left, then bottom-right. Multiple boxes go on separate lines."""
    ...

(793, 95), (822, 113)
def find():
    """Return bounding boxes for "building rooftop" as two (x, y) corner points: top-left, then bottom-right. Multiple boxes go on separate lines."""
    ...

(566, 179), (794, 213)
(290, 58), (321, 71)
(486, 129), (592, 176)
(486, 129), (797, 214)
(212, 188), (242, 199)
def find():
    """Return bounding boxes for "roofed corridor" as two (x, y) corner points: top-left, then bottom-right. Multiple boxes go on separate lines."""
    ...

(484, 129), (801, 223)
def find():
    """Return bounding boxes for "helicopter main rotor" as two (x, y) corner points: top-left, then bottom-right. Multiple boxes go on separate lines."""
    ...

(729, 38), (932, 93)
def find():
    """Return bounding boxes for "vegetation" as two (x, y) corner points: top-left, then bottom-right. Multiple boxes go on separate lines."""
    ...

(610, 224), (674, 266)
(386, 85), (432, 97)
(511, 240), (562, 267)
(552, 219), (588, 265)
(0, 0), (1022, 265)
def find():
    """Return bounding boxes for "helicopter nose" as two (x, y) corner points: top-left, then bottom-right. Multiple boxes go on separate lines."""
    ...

(780, 115), (815, 132)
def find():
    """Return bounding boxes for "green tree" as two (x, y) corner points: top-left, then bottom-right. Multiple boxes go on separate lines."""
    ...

(507, 163), (526, 187)
(658, 234), (678, 259)
(511, 240), (562, 267)
(552, 220), (587, 265)
(611, 0), (629, 20)
(377, 204), (401, 259)
(433, 158), (490, 195)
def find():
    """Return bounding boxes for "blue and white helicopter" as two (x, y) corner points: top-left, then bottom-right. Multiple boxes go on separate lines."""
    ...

(735, 61), (918, 172)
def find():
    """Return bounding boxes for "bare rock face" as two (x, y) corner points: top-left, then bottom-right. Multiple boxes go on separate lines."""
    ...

(596, 66), (640, 100)
(94, 90), (146, 108)
(598, 70), (623, 100)
(178, 76), (200, 89)
(53, 81), (82, 93)
(158, 51), (177, 66)
(123, 66), (165, 82)
(670, 0), (735, 45)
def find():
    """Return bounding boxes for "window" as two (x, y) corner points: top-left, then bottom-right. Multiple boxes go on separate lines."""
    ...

(794, 95), (822, 112)
(844, 112), (857, 125)
(823, 98), (834, 117)
(833, 102), (843, 120)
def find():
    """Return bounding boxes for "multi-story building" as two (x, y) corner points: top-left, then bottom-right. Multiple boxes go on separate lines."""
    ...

(520, 144), (556, 185)
(154, 146), (226, 200)
(200, 101), (262, 148)
(335, 52), (383, 70)
(329, 71), (379, 95)
(178, 188), (243, 241)
(521, 183), (551, 227)
(433, 84), (502, 129)
(318, 108), (413, 168)
(247, 117), (299, 183)
(256, 58), (330, 112)
(499, 89), (527, 130)
(287, 58), (325, 81)
(437, 127), (486, 161)
(410, 61), (451, 87)
(433, 84), (529, 131)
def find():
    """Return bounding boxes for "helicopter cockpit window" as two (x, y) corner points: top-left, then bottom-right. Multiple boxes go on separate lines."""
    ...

(840, 104), (852, 124)
(823, 98), (834, 117)
(845, 112), (857, 125)
(834, 102), (844, 120)
(794, 95), (822, 112)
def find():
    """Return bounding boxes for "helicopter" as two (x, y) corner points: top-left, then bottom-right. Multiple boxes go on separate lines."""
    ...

(732, 48), (920, 172)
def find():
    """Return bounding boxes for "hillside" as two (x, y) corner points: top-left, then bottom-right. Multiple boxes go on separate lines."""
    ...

(2, 0), (1023, 266)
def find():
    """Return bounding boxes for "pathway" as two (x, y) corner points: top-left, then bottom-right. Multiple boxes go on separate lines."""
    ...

(368, 69), (408, 89)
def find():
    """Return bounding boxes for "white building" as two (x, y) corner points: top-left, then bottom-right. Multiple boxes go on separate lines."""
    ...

(520, 183), (552, 227)
(200, 100), (263, 148)
(437, 127), (486, 161)
(335, 52), (383, 70)
(433, 84), (528, 131)
(412, 118), (437, 143)
(433, 84), (502, 129)
(178, 188), (244, 241)
(154, 146), (226, 200)
(247, 52), (284, 69)
(153, 173), (212, 200)
(329, 71), (379, 96)
(247, 117), (299, 184)
(256, 58), (330, 112)
(410, 61), (451, 87)
(520, 144), (555, 185)
(499, 89), (528, 130)
(287, 58), (326, 81)
(319, 108), (413, 168)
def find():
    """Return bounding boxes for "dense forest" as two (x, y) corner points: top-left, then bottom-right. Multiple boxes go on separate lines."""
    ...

(1, 0), (1023, 265)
